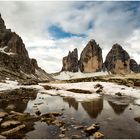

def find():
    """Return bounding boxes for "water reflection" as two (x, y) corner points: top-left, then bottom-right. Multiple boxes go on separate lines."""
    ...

(81, 97), (103, 118)
(108, 101), (128, 115)
(63, 97), (79, 110)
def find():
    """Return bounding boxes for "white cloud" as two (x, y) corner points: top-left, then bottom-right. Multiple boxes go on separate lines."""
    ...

(0, 1), (140, 73)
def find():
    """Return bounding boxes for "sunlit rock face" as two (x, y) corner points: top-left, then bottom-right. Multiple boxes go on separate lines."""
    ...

(130, 59), (140, 73)
(0, 14), (53, 82)
(104, 44), (130, 74)
(79, 39), (103, 73)
(62, 48), (79, 72)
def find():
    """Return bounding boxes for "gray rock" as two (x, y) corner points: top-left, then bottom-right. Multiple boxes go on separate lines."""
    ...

(0, 112), (8, 118)
(104, 44), (130, 74)
(1, 124), (25, 136)
(1, 120), (21, 128)
(62, 48), (79, 72)
(79, 39), (103, 73)
(130, 59), (140, 73)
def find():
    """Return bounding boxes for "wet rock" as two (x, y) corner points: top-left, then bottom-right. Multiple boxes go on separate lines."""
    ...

(0, 112), (8, 118)
(62, 48), (79, 72)
(52, 119), (65, 127)
(10, 111), (24, 116)
(51, 112), (63, 117)
(72, 134), (82, 139)
(1, 124), (25, 136)
(0, 118), (3, 123)
(79, 39), (103, 73)
(35, 110), (41, 116)
(94, 84), (103, 89)
(59, 134), (65, 138)
(115, 92), (122, 96)
(93, 132), (104, 139)
(1, 120), (21, 128)
(74, 125), (85, 130)
(96, 89), (103, 94)
(0, 135), (6, 139)
(60, 126), (67, 134)
(134, 116), (140, 123)
(85, 124), (100, 135)
(6, 104), (16, 110)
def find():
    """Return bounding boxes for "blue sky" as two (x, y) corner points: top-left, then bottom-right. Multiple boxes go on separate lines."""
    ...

(0, 1), (140, 73)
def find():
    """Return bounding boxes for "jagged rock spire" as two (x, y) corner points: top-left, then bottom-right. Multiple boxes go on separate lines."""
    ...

(0, 13), (6, 31)
(79, 39), (103, 73)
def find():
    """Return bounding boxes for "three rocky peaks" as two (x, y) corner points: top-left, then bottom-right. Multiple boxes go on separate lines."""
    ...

(0, 14), (53, 82)
(62, 40), (140, 74)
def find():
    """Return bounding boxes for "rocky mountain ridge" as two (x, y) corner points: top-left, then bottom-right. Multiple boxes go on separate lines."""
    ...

(0, 14), (53, 83)
(62, 40), (140, 74)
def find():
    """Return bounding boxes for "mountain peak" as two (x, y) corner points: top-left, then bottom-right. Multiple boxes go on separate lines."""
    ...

(0, 14), (6, 31)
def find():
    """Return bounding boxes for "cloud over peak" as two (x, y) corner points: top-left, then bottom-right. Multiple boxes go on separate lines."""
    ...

(0, 1), (140, 73)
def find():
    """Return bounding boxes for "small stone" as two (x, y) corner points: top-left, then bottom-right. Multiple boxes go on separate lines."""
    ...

(129, 107), (132, 110)
(1, 120), (21, 128)
(93, 132), (104, 139)
(96, 89), (103, 93)
(0, 112), (8, 118)
(60, 126), (67, 134)
(6, 104), (16, 110)
(72, 134), (81, 139)
(59, 134), (65, 138)
(35, 110), (41, 116)
(115, 92), (122, 96)
(74, 125), (84, 130)
(0, 118), (3, 123)
(1, 124), (26, 136)
(85, 124), (100, 135)
(94, 84), (103, 89)
(52, 119), (65, 127)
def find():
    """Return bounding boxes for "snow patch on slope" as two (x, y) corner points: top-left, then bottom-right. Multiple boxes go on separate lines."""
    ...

(53, 71), (108, 80)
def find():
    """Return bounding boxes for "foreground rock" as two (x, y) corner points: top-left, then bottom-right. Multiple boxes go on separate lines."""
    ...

(84, 123), (100, 135)
(0, 14), (53, 83)
(1, 124), (26, 136)
(104, 44), (130, 74)
(79, 39), (103, 73)
(93, 132), (104, 139)
(62, 48), (78, 72)
(0, 112), (8, 118)
(1, 120), (21, 128)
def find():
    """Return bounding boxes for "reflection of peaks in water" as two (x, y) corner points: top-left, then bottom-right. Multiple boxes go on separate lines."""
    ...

(63, 97), (78, 111)
(81, 98), (103, 119)
(108, 101), (129, 115)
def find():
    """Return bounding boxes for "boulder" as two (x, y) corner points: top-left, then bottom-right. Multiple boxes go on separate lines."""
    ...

(1, 124), (25, 136)
(0, 112), (8, 118)
(79, 39), (103, 73)
(84, 123), (100, 135)
(104, 44), (130, 74)
(1, 120), (21, 128)
(93, 132), (104, 139)
(62, 48), (78, 72)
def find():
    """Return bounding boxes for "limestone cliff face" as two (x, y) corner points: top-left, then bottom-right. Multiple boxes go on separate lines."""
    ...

(130, 59), (140, 73)
(79, 39), (103, 73)
(0, 14), (53, 82)
(62, 48), (78, 72)
(104, 44), (130, 74)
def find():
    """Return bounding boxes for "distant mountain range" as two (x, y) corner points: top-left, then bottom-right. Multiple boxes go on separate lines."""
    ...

(62, 39), (140, 74)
